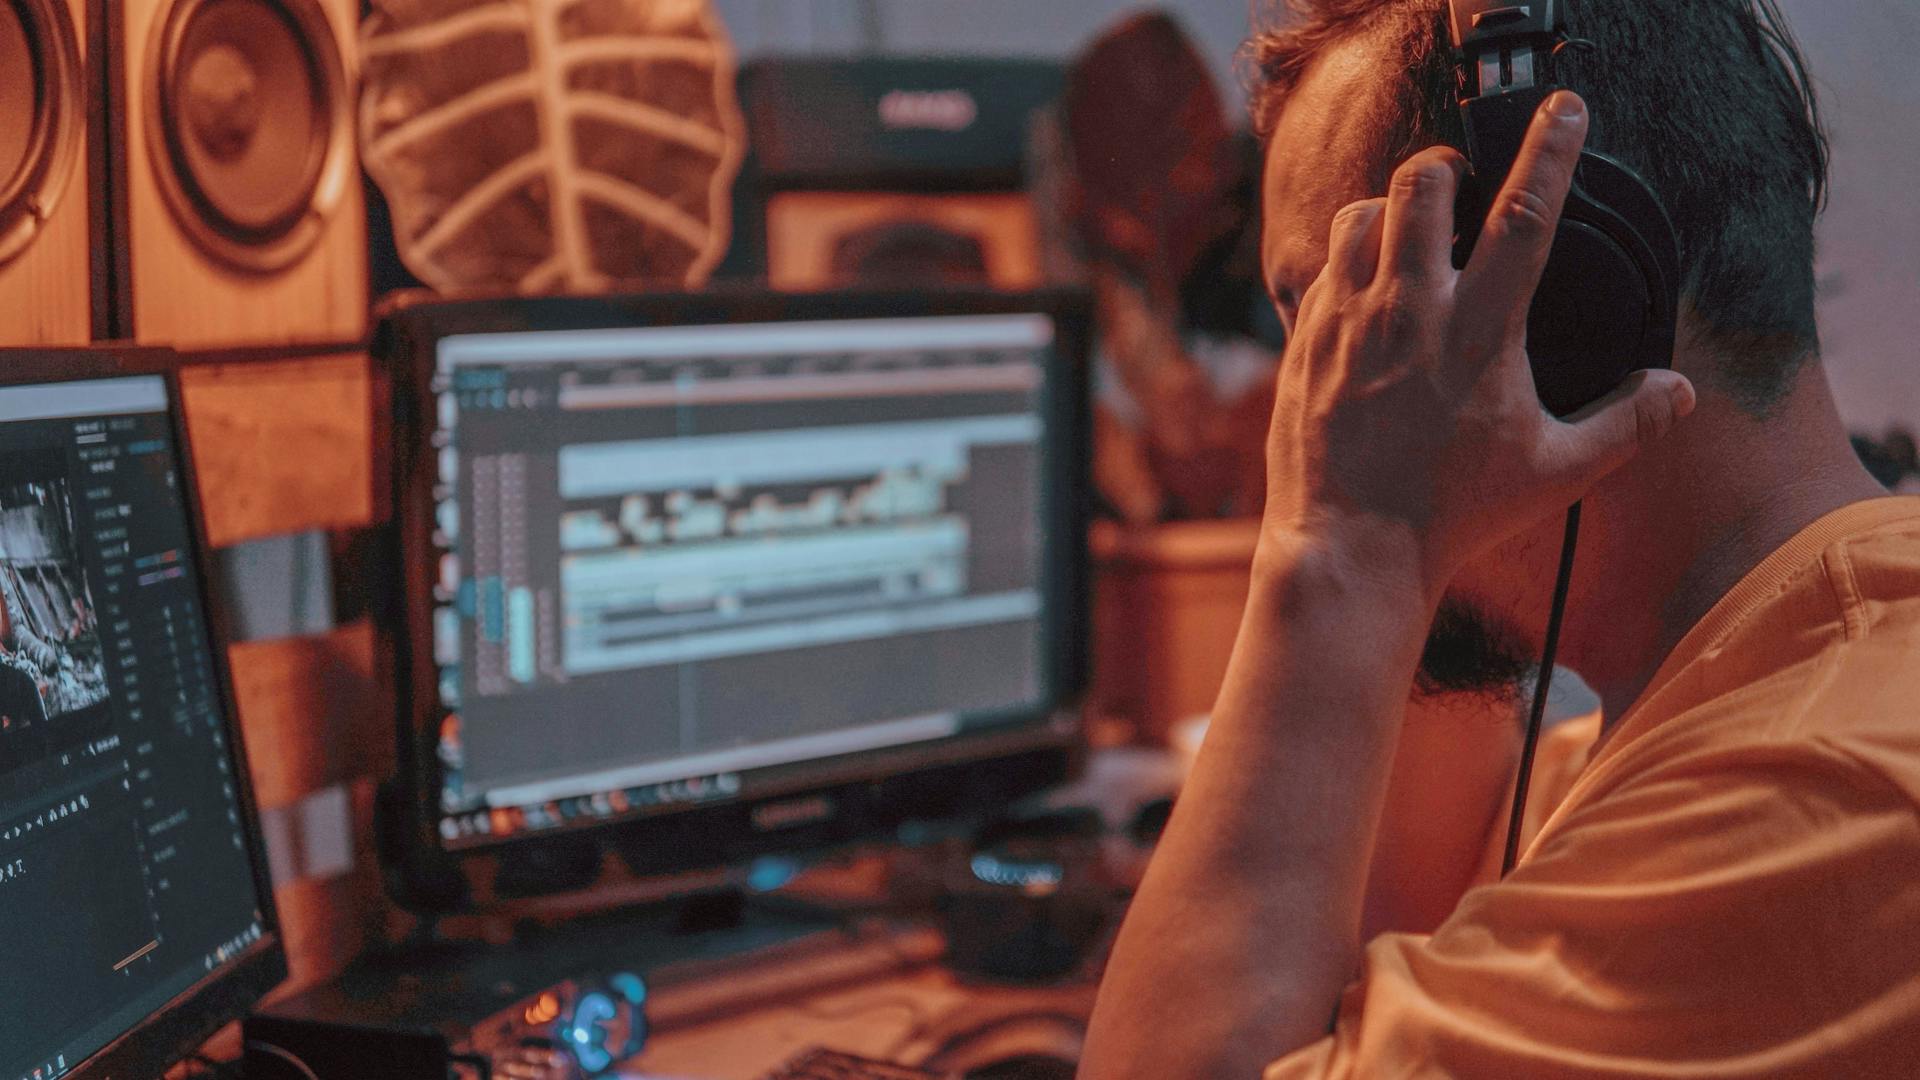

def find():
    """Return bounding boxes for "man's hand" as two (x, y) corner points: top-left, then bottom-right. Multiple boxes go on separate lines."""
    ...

(1083, 92), (1694, 1080)
(1261, 90), (1694, 605)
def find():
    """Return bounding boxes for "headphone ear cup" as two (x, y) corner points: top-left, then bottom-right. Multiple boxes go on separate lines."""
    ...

(1532, 150), (1682, 416)
(1451, 153), (1680, 417)
(1453, 150), (1680, 417)
(1449, 176), (1642, 417)
(1527, 214), (1651, 416)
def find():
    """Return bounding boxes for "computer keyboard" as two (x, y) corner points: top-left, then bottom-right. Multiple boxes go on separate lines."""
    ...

(761, 1047), (948, 1080)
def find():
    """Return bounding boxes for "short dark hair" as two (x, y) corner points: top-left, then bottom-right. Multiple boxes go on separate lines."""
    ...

(1248, 0), (1830, 414)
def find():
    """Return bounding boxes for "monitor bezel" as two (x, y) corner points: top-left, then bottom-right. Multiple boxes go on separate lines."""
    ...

(379, 288), (1092, 903)
(0, 347), (288, 1080)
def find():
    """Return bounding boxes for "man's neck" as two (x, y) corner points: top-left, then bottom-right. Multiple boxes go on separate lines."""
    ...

(1570, 362), (1888, 727)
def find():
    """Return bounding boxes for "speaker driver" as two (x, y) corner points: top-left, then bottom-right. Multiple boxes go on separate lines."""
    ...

(146, 0), (351, 273)
(0, 0), (83, 267)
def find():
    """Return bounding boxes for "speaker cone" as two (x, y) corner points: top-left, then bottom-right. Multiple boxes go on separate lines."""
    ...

(0, 0), (83, 267)
(147, 0), (350, 272)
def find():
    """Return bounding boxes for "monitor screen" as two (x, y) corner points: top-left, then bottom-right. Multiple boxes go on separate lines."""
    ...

(422, 305), (1078, 850)
(0, 374), (274, 1080)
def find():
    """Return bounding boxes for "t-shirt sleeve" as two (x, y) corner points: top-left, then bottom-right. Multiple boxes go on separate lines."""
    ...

(1266, 740), (1920, 1079)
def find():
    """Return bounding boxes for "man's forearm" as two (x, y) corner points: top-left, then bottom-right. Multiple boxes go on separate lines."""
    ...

(1082, 536), (1433, 1079)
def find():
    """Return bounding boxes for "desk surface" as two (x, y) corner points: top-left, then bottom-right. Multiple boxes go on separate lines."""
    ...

(631, 960), (1095, 1078)
(250, 744), (1185, 1078)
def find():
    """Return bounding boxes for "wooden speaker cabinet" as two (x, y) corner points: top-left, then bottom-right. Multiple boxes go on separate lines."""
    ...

(108, 0), (366, 347)
(0, 0), (91, 345)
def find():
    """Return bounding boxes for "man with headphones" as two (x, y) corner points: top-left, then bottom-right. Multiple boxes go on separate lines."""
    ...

(1084, 1), (1919, 1077)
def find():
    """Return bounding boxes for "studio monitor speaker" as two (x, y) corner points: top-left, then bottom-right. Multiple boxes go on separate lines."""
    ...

(0, 0), (90, 345)
(110, 0), (366, 347)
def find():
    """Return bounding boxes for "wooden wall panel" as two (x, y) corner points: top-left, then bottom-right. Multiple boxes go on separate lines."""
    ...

(178, 351), (374, 547)
(266, 778), (386, 996)
(180, 349), (393, 996)
(228, 620), (390, 812)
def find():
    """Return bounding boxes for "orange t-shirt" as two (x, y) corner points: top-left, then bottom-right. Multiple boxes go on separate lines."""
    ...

(1267, 497), (1920, 1079)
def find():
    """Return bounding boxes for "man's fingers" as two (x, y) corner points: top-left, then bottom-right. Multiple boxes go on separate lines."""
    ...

(1380, 148), (1467, 284)
(1324, 198), (1387, 296)
(1458, 91), (1589, 329)
(1543, 368), (1696, 491)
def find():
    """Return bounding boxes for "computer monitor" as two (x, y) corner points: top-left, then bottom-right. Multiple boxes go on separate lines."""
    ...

(0, 350), (284, 1080)
(382, 289), (1091, 897)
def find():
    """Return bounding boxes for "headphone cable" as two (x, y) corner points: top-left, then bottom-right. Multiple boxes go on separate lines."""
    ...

(1501, 501), (1582, 877)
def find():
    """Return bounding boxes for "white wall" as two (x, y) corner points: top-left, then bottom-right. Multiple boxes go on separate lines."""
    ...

(1781, 0), (1920, 434)
(711, 0), (1920, 432)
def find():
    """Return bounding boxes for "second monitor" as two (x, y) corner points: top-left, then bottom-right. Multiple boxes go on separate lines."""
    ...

(384, 290), (1091, 896)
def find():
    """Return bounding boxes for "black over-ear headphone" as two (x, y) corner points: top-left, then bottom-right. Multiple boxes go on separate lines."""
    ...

(1445, 2), (1683, 875)
(1446, 0), (1682, 416)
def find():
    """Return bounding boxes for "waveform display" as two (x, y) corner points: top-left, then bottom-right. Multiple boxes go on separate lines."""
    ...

(559, 467), (950, 555)
(557, 415), (1037, 502)
(548, 414), (1042, 680)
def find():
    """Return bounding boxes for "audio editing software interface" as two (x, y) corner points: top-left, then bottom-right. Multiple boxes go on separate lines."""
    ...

(0, 378), (265, 1080)
(431, 314), (1057, 844)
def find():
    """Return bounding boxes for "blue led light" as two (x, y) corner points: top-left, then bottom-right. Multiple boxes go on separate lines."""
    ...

(970, 852), (1065, 891)
(568, 992), (618, 1073)
(609, 971), (648, 1005)
(746, 856), (801, 893)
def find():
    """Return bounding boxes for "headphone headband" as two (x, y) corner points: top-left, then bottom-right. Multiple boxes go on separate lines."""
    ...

(1441, 0), (1683, 417)
(1447, 1), (1563, 58)
(1447, 0), (1571, 183)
